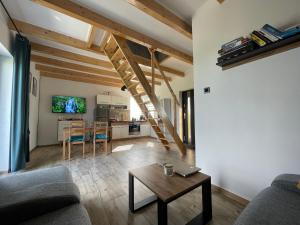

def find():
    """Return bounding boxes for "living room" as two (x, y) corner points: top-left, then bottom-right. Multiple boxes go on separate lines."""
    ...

(0, 0), (300, 225)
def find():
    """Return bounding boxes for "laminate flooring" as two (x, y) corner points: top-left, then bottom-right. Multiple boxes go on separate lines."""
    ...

(26, 138), (245, 225)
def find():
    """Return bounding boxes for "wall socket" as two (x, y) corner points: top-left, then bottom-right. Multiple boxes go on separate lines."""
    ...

(204, 87), (210, 94)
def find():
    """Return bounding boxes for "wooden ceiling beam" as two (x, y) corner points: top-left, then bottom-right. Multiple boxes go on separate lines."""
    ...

(86, 26), (98, 48)
(10, 19), (104, 55)
(31, 43), (172, 80)
(31, 54), (117, 77)
(40, 71), (123, 87)
(36, 64), (161, 86)
(11, 19), (184, 77)
(31, 42), (112, 68)
(31, 0), (193, 64)
(36, 64), (123, 85)
(127, 0), (192, 39)
(32, 55), (162, 85)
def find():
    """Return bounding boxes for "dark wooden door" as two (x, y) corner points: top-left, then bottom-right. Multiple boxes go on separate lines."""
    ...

(182, 89), (195, 149)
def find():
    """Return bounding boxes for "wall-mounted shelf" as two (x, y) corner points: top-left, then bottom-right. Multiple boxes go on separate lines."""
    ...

(217, 33), (300, 70)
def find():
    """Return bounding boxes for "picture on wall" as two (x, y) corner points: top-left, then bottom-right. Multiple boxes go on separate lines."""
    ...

(32, 77), (37, 97)
(52, 96), (86, 114)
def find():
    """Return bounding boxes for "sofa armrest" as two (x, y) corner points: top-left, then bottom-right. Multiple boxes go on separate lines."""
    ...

(271, 174), (300, 194)
(0, 182), (80, 225)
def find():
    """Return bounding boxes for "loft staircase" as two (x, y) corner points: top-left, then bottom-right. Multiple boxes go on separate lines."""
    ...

(104, 35), (186, 155)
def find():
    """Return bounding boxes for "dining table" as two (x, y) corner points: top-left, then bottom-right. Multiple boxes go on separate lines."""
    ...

(62, 126), (113, 159)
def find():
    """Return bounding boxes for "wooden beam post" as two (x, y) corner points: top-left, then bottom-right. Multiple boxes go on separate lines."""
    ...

(150, 49), (155, 94)
(174, 96), (177, 135)
(149, 48), (180, 106)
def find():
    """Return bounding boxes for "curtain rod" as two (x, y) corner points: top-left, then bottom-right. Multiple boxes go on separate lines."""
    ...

(0, 0), (24, 39)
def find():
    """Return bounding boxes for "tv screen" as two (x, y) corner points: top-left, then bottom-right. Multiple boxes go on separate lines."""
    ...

(52, 96), (86, 113)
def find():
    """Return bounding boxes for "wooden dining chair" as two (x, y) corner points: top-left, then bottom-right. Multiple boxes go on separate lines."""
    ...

(68, 120), (85, 160)
(93, 121), (108, 156)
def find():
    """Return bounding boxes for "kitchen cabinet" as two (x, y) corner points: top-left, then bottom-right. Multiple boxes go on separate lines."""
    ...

(111, 96), (128, 106)
(140, 124), (150, 136)
(96, 95), (111, 105)
(120, 126), (129, 138)
(112, 125), (129, 140)
(112, 126), (121, 139)
(96, 95), (129, 106)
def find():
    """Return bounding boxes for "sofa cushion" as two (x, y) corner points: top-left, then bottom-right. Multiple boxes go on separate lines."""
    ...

(234, 186), (300, 225)
(96, 134), (108, 140)
(272, 174), (300, 195)
(0, 166), (73, 193)
(19, 204), (92, 225)
(0, 182), (80, 225)
(68, 136), (85, 142)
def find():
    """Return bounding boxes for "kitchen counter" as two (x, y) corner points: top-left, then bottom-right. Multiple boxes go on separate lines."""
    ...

(110, 121), (155, 140)
(110, 121), (148, 125)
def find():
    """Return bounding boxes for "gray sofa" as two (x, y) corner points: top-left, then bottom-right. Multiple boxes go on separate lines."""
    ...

(234, 174), (300, 225)
(0, 166), (91, 225)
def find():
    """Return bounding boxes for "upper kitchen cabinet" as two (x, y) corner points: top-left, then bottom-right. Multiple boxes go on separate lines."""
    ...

(111, 96), (129, 106)
(96, 95), (111, 105)
(96, 95), (129, 106)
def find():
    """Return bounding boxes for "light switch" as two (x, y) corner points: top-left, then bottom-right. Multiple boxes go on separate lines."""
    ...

(204, 87), (210, 94)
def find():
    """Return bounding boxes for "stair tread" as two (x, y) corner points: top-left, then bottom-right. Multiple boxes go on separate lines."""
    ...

(117, 61), (129, 71)
(111, 48), (122, 61)
(127, 82), (139, 89)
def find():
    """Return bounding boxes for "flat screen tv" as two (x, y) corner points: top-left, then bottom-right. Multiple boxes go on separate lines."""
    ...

(52, 96), (86, 113)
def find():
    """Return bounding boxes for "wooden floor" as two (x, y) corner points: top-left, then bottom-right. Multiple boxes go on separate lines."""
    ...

(27, 137), (244, 225)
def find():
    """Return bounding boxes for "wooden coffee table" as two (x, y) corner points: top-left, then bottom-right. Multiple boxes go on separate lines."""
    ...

(129, 163), (212, 225)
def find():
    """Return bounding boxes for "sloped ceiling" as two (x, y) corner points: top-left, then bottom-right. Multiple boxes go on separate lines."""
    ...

(2, 0), (206, 72)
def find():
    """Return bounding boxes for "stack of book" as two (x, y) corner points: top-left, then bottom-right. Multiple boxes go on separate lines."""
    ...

(250, 24), (300, 47)
(217, 37), (256, 63)
(217, 24), (300, 64)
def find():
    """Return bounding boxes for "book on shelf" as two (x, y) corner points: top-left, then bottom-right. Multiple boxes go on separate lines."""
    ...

(262, 24), (300, 39)
(259, 29), (279, 42)
(219, 38), (250, 55)
(217, 41), (256, 63)
(283, 24), (300, 38)
(221, 37), (244, 50)
(250, 32), (266, 47)
(253, 31), (272, 44)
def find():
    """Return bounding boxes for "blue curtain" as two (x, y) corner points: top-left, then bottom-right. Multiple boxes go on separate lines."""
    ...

(9, 34), (31, 172)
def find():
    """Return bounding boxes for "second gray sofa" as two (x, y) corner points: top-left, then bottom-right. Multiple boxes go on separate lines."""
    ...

(0, 166), (91, 225)
(234, 174), (300, 225)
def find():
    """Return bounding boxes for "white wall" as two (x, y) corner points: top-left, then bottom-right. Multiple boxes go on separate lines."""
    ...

(0, 7), (13, 171)
(29, 62), (40, 151)
(38, 77), (131, 146)
(193, 0), (300, 200)
(0, 55), (13, 171)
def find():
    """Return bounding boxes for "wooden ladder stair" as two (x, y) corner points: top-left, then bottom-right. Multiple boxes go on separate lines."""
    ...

(104, 35), (186, 155)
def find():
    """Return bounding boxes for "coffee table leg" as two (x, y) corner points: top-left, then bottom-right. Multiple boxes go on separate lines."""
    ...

(186, 179), (212, 225)
(202, 178), (212, 223)
(158, 199), (167, 225)
(129, 173), (134, 213)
